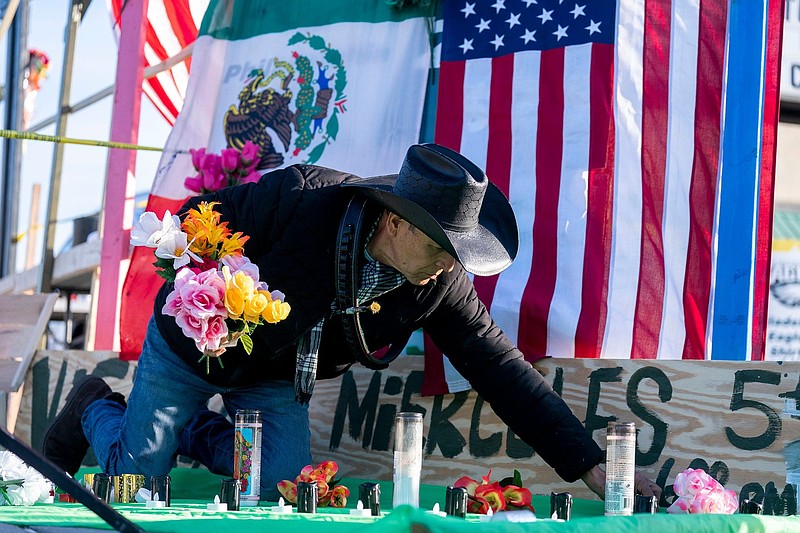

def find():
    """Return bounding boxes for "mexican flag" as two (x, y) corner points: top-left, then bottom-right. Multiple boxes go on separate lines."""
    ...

(120, 0), (432, 359)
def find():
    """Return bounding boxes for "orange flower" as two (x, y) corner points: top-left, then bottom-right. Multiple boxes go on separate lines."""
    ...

(502, 485), (534, 511)
(475, 484), (506, 513)
(453, 475), (479, 496)
(328, 485), (350, 508)
(277, 461), (345, 508)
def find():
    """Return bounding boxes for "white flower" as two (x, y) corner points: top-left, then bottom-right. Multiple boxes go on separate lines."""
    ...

(130, 210), (182, 248)
(0, 452), (53, 506)
(154, 231), (202, 269)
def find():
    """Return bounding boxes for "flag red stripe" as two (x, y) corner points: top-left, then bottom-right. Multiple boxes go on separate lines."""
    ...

(424, 59), (466, 394)
(681, 0), (727, 359)
(145, 76), (180, 122)
(473, 54), (514, 312)
(631, 0), (671, 359)
(752, 0), (784, 361)
(434, 61), (466, 152)
(162, 0), (198, 71)
(575, 43), (615, 359)
(518, 48), (565, 358)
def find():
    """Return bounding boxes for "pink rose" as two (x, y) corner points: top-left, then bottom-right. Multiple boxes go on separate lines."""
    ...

(203, 315), (229, 351)
(176, 269), (226, 319)
(673, 468), (715, 498)
(666, 496), (692, 514)
(691, 489), (738, 514)
(221, 147), (240, 173)
(190, 147), (206, 170)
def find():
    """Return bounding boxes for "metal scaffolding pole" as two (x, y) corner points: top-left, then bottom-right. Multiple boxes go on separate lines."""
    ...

(0, 0), (27, 277)
(37, 0), (90, 293)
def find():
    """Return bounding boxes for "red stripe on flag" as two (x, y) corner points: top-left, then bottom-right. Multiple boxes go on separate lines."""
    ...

(473, 54), (514, 311)
(162, 0), (198, 71)
(631, 0), (671, 359)
(681, 0), (727, 360)
(145, 76), (180, 124)
(434, 61), (466, 152)
(752, 0), (784, 361)
(518, 48), (565, 358)
(574, 43), (615, 359)
(120, 195), (188, 359)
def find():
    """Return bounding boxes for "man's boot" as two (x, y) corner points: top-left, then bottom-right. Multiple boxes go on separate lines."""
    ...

(40, 376), (124, 476)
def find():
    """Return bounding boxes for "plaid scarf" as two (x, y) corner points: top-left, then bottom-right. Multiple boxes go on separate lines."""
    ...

(294, 225), (405, 404)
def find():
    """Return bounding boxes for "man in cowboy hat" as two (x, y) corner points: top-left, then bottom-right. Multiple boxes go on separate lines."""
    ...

(42, 144), (660, 502)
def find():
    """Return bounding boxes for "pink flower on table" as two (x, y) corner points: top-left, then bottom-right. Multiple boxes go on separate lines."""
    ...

(690, 489), (738, 514)
(673, 468), (716, 497)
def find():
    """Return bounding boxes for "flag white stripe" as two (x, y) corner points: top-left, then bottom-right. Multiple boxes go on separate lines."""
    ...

(148, 0), (185, 57)
(492, 50), (541, 348)
(144, 44), (184, 107)
(603, 0), (645, 359)
(460, 58), (492, 172)
(659, 0), (700, 360)
(547, 44), (592, 358)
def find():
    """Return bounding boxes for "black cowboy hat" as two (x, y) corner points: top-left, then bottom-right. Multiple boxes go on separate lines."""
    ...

(342, 143), (519, 276)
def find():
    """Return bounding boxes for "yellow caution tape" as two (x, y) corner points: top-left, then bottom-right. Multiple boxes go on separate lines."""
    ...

(0, 129), (169, 152)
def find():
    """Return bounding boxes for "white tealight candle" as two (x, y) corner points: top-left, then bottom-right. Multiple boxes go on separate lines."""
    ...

(427, 502), (447, 517)
(270, 497), (293, 513)
(146, 493), (166, 508)
(207, 495), (228, 511)
(349, 500), (372, 517)
(480, 507), (494, 522)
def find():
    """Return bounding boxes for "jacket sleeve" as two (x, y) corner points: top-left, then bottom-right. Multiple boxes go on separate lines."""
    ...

(422, 270), (603, 482)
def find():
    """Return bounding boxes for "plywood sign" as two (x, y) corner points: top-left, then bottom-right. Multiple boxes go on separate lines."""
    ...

(308, 356), (800, 515)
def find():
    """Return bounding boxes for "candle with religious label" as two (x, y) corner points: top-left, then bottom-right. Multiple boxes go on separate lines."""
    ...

(207, 495), (228, 511)
(349, 500), (372, 517)
(234, 409), (262, 507)
(270, 497), (293, 513)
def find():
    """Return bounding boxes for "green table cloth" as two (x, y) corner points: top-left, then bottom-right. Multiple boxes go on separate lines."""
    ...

(0, 469), (797, 532)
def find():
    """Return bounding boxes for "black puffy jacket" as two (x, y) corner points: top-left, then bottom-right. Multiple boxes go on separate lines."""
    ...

(153, 164), (603, 482)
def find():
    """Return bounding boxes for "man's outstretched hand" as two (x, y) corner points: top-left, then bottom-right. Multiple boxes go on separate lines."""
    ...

(581, 465), (663, 501)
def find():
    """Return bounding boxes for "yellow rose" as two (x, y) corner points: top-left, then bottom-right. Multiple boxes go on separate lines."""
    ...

(243, 291), (270, 323)
(223, 267), (255, 319)
(262, 300), (291, 324)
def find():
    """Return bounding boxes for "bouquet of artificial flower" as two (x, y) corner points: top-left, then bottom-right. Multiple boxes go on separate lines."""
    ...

(0, 451), (52, 506)
(277, 461), (350, 508)
(131, 201), (291, 371)
(185, 141), (261, 194)
(666, 468), (738, 514)
(453, 469), (534, 514)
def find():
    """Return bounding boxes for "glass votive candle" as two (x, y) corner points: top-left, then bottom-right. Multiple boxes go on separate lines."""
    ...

(359, 482), (381, 516)
(297, 481), (318, 514)
(445, 486), (468, 518)
(91, 473), (113, 504)
(392, 412), (423, 508)
(220, 478), (241, 511)
(550, 491), (572, 520)
(150, 474), (171, 507)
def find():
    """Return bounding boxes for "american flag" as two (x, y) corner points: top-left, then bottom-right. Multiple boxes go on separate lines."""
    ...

(109, 0), (209, 125)
(423, 0), (782, 394)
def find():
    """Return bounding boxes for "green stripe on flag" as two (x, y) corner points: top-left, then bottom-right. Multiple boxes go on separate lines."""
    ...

(200, 0), (428, 40)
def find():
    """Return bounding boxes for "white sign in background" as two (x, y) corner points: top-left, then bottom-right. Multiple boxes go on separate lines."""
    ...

(766, 241), (800, 360)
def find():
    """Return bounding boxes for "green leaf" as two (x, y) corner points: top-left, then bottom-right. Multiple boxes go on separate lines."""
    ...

(334, 69), (347, 98)
(513, 469), (523, 487)
(324, 48), (341, 65)
(305, 141), (327, 165)
(308, 35), (326, 50)
(287, 32), (306, 45)
(241, 334), (253, 354)
(498, 476), (514, 488)
(326, 111), (339, 141)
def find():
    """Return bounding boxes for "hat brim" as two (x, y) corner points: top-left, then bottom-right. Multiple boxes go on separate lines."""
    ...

(343, 175), (519, 277)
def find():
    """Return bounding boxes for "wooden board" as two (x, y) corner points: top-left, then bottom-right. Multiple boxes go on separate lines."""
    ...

(0, 293), (57, 391)
(308, 357), (800, 514)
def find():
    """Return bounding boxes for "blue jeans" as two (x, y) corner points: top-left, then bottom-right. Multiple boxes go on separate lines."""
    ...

(82, 317), (311, 500)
